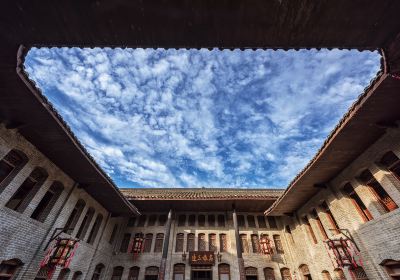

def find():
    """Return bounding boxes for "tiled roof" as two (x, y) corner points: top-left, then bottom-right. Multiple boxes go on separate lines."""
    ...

(121, 188), (284, 200)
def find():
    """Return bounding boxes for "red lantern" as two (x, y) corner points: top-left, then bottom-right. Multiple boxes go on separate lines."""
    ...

(259, 236), (273, 255)
(131, 233), (144, 261)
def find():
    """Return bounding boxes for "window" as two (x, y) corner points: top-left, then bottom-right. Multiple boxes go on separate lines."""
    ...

(158, 214), (167, 226)
(72, 271), (83, 280)
(273, 235), (284, 254)
(218, 264), (230, 280)
(138, 215), (147, 226)
(267, 216), (277, 229)
(188, 214), (196, 226)
(237, 215), (245, 227)
(35, 268), (51, 280)
(111, 266), (124, 280)
(173, 264), (185, 280)
(218, 214), (225, 227)
(31, 181), (64, 222)
(280, 268), (292, 280)
(302, 216), (318, 244)
(178, 215), (186, 226)
(187, 233), (195, 252)
(208, 215), (215, 227)
(57, 268), (70, 280)
(209, 234), (217, 251)
(76, 207), (95, 239)
(247, 215), (256, 227)
(359, 169), (398, 212)
(381, 151), (400, 179)
(91, 264), (104, 280)
(219, 234), (227, 252)
(120, 233), (131, 253)
(245, 267), (258, 278)
(198, 215), (205, 227)
(176, 233), (184, 252)
(6, 167), (47, 212)
(127, 217), (136, 227)
(322, 271), (332, 280)
(310, 210), (328, 240)
(285, 225), (295, 244)
(87, 214), (103, 244)
(257, 216), (267, 228)
(349, 267), (369, 280)
(342, 183), (373, 222)
(143, 233), (153, 252)
(264, 268), (275, 280)
(0, 259), (23, 280)
(128, 267), (140, 280)
(148, 214), (157, 226)
(198, 233), (206, 250)
(251, 234), (260, 253)
(154, 233), (164, 252)
(145, 267), (159, 279)
(299, 265), (311, 279)
(333, 268), (346, 280)
(109, 224), (118, 244)
(240, 234), (249, 253)
(381, 259), (400, 280)
(0, 150), (27, 193)
(64, 199), (86, 235)
(321, 202), (340, 234)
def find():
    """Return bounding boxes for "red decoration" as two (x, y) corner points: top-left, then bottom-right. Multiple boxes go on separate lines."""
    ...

(259, 236), (273, 255)
(131, 234), (144, 261)
(325, 238), (362, 269)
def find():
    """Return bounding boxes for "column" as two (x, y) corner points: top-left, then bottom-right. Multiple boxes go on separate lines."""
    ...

(159, 209), (173, 280)
(232, 208), (245, 280)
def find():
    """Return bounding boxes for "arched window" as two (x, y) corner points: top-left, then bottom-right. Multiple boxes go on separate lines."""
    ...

(57, 268), (70, 280)
(173, 264), (185, 280)
(109, 224), (118, 244)
(218, 264), (230, 280)
(91, 264), (104, 280)
(208, 215), (215, 226)
(381, 151), (400, 179)
(342, 183), (373, 222)
(263, 268), (275, 280)
(321, 270), (332, 280)
(148, 214), (157, 226)
(310, 210), (328, 240)
(320, 202), (340, 234)
(87, 214), (103, 244)
(154, 233), (164, 252)
(198, 215), (205, 227)
(76, 207), (95, 239)
(219, 234), (227, 252)
(145, 267), (159, 280)
(299, 265), (311, 280)
(302, 216), (318, 244)
(245, 267), (258, 280)
(333, 268), (346, 280)
(349, 267), (368, 280)
(381, 259), (400, 280)
(285, 225), (295, 244)
(35, 267), (51, 279)
(273, 235), (284, 254)
(6, 167), (48, 212)
(178, 215), (186, 226)
(217, 215), (225, 227)
(247, 216), (256, 227)
(158, 214), (167, 226)
(120, 233), (131, 253)
(257, 216), (267, 228)
(143, 233), (153, 252)
(31, 181), (64, 222)
(176, 233), (184, 252)
(128, 267), (140, 280)
(198, 233), (206, 250)
(72, 271), (83, 280)
(240, 234), (249, 253)
(0, 259), (23, 280)
(0, 149), (27, 193)
(359, 169), (398, 212)
(111, 266), (124, 280)
(237, 215), (245, 227)
(138, 215), (147, 226)
(209, 233), (217, 251)
(187, 233), (195, 252)
(251, 234), (260, 253)
(188, 214), (196, 226)
(280, 268), (292, 280)
(64, 199), (86, 235)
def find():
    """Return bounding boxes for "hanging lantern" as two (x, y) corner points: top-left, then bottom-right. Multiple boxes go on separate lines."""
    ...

(132, 233), (144, 261)
(259, 236), (273, 255)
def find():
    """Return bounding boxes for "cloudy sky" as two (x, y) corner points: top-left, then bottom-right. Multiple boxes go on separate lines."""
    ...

(25, 48), (380, 188)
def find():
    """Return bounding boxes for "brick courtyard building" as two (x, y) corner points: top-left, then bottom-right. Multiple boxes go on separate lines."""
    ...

(1, 1), (400, 280)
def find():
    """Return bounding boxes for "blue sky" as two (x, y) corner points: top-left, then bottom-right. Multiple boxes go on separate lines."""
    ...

(25, 48), (380, 188)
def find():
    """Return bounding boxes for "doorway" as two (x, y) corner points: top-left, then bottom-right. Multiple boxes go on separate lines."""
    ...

(245, 267), (258, 280)
(191, 267), (212, 280)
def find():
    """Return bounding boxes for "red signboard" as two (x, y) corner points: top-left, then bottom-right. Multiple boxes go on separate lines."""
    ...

(189, 251), (215, 265)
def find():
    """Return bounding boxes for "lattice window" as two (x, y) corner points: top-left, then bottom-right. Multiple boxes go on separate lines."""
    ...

(349, 267), (368, 280)
(176, 233), (184, 252)
(333, 268), (346, 280)
(321, 202), (340, 234)
(219, 233), (227, 252)
(342, 183), (373, 222)
(143, 233), (153, 252)
(173, 264), (185, 280)
(209, 233), (217, 251)
(311, 209), (328, 240)
(219, 264), (230, 280)
(128, 267), (140, 280)
(263, 268), (275, 280)
(280, 268), (292, 280)
(251, 234), (260, 253)
(302, 216), (318, 244)
(187, 233), (195, 252)
(154, 233), (164, 252)
(321, 271), (332, 280)
(111, 267), (123, 280)
(273, 235), (284, 254)
(120, 233), (131, 253)
(198, 233), (206, 250)
(240, 234), (249, 253)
